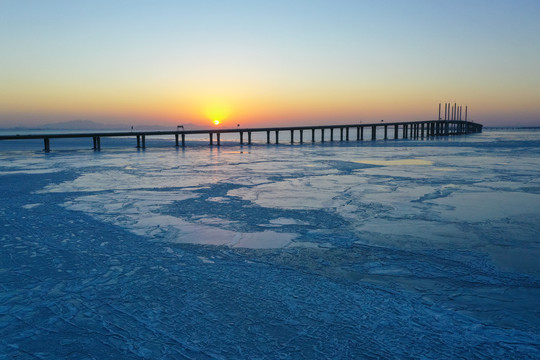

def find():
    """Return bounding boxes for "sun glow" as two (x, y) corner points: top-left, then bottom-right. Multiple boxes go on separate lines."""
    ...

(204, 102), (231, 126)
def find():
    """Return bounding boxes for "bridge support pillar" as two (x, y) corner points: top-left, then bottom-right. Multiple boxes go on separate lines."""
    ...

(209, 133), (213, 145)
(181, 134), (185, 147)
(311, 128), (315, 142)
(360, 126), (364, 140)
(290, 130), (294, 144)
(93, 136), (101, 150)
(330, 128), (334, 141)
(394, 125), (399, 139)
(240, 132), (243, 145)
(44, 138), (50, 152)
(321, 129), (325, 142)
(346, 127), (349, 141)
(267, 131), (270, 144)
(384, 125), (388, 139)
(248, 132), (252, 145)
(137, 135), (140, 148)
(217, 133), (221, 146)
(371, 125), (376, 140)
(141, 135), (146, 149)
(275, 131), (279, 144)
(340, 128), (343, 141)
(175, 134), (179, 147)
(300, 130), (303, 143)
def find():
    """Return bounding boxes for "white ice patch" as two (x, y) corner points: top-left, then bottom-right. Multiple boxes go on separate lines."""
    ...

(22, 203), (42, 209)
(428, 191), (540, 222)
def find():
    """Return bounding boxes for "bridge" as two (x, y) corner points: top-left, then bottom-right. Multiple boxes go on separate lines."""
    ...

(0, 120), (482, 152)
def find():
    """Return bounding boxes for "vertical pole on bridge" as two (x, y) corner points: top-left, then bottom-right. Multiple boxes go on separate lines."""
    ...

(300, 130), (303, 143)
(384, 125), (388, 139)
(371, 125), (376, 140)
(357, 126), (360, 140)
(248, 132), (252, 145)
(340, 128), (343, 141)
(439, 103), (441, 120)
(330, 128), (334, 141)
(267, 131), (270, 144)
(240, 132), (243, 145)
(321, 129), (325, 142)
(137, 135), (140, 148)
(346, 127), (349, 141)
(290, 130), (294, 144)
(312, 128), (315, 142)
(141, 135), (146, 149)
(209, 133), (213, 145)
(217, 133), (221, 146)
(275, 131), (279, 144)
(394, 124), (399, 139)
(360, 126), (364, 140)
(43, 138), (50, 152)
(181, 134), (185, 147)
(175, 134), (179, 147)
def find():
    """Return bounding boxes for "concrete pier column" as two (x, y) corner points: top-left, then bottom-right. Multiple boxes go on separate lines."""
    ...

(384, 125), (388, 139)
(421, 123), (425, 138)
(330, 128), (334, 141)
(93, 136), (101, 150)
(248, 132), (252, 145)
(275, 131), (279, 144)
(240, 132), (243, 145)
(321, 129), (325, 142)
(267, 131), (270, 144)
(346, 127), (349, 141)
(300, 130), (303, 143)
(175, 134), (179, 147)
(181, 134), (185, 147)
(141, 135), (146, 148)
(311, 128), (315, 142)
(371, 125), (376, 140)
(93, 136), (97, 150)
(360, 126), (364, 140)
(137, 135), (141, 148)
(217, 133), (221, 146)
(290, 130), (294, 144)
(357, 126), (360, 140)
(403, 124), (407, 138)
(340, 128), (343, 141)
(44, 138), (50, 152)
(210, 133), (213, 145)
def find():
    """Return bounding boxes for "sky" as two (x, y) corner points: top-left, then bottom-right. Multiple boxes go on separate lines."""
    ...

(1, 0), (539, 128)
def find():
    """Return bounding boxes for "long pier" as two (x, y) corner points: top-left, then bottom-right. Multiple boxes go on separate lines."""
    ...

(0, 120), (482, 152)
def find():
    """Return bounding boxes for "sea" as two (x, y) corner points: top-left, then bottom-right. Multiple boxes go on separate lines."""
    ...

(1, 127), (539, 359)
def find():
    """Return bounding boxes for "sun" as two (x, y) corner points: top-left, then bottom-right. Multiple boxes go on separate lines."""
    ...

(204, 102), (231, 126)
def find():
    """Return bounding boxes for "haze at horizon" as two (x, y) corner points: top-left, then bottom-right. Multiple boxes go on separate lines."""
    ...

(1, 0), (539, 128)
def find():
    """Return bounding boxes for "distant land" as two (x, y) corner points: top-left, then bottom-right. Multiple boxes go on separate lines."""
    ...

(0, 119), (203, 131)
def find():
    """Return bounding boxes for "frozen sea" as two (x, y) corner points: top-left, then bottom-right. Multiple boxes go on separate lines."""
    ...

(1, 128), (539, 359)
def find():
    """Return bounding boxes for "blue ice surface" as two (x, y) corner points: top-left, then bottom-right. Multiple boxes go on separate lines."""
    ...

(1, 128), (540, 359)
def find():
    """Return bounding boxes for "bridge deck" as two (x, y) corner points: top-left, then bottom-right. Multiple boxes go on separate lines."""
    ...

(0, 120), (482, 152)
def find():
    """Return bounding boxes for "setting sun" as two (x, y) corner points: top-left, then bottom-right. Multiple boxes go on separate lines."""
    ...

(204, 102), (231, 126)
